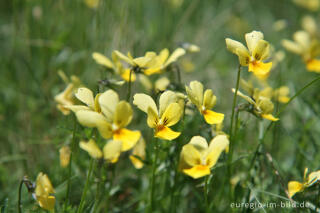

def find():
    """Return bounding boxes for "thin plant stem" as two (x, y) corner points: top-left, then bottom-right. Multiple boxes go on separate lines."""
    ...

(93, 161), (103, 213)
(63, 116), (77, 211)
(204, 176), (209, 213)
(228, 65), (241, 166)
(77, 158), (95, 213)
(150, 138), (159, 213)
(18, 179), (24, 213)
(126, 69), (133, 102)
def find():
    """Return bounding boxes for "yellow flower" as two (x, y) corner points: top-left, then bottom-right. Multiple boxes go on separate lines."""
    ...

(129, 137), (146, 169)
(186, 81), (224, 125)
(84, 0), (99, 9)
(155, 77), (170, 92)
(35, 172), (55, 210)
(92, 52), (136, 82)
(133, 91), (183, 140)
(232, 88), (279, 121)
(292, 0), (319, 11)
(180, 43), (200, 53)
(59, 146), (71, 168)
(179, 135), (229, 179)
(225, 31), (273, 76)
(288, 168), (320, 198)
(273, 86), (290, 103)
(79, 139), (122, 163)
(67, 88), (141, 151)
(54, 72), (81, 115)
(282, 31), (320, 72)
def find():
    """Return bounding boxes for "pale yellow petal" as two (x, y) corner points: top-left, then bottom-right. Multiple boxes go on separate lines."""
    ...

(103, 140), (122, 163)
(92, 52), (114, 69)
(181, 144), (201, 167)
(206, 135), (229, 168)
(231, 88), (255, 105)
(293, 31), (310, 50)
(183, 165), (211, 179)
(79, 139), (103, 159)
(113, 128), (141, 151)
(252, 40), (270, 61)
(288, 181), (304, 198)
(245, 31), (264, 53)
(281, 39), (303, 55)
(133, 93), (158, 114)
(186, 81), (203, 108)
(113, 50), (134, 66)
(64, 105), (91, 113)
(147, 107), (159, 128)
(306, 171), (320, 186)
(120, 69), (136, 82)
(203, 110), (224, 125)
(203, 89), (216, 110)
(113, 101), (133, 128)
(75, 88), (95, 109)
(37, 195), (56, 210)
(163, 48), (186, 67)
(189, 136), (208, 154)
(99, 89), (119, 122)
(155, 126), (180, 140)
(130, 137), (146, 169)
(161, 103), (182, 127)
(225, 38), (250, 65)
(159, 90), (178, 117)
(155, 77), (170, 92)
(59, 146), (71, 168)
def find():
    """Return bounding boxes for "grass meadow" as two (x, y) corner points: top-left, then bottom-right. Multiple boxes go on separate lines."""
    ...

(1, 0), (320, 212)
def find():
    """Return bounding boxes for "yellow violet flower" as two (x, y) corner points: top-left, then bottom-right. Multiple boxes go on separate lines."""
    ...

(179, 135), (229, 179)
(129, 137), (146, 169)
(92, 52), (136, 82)
(232, 88), (279, 121)
(282, 31), (320, 72)
(59, 146), (71, 168)
(288, 168), (320, 198)
(225, 31), (273, 76)
(54, 72), (81, 115)
(155, 77), (170, 92)
(186, 81), (224, 125)
(67, 88), (141, 151)
(133, 91), (183, 140)
(79, 139), (122, 163)
(34, 172), (55, 210)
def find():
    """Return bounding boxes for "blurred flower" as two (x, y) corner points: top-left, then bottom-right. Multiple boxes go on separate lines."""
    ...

(282, 31), (320, 73)
(179, 135), (229, 179)
(133, 91), (183, 140)
(272, 19), (287, 32)
(59, 146), (71, 168)
(80, 139), (122, 163)
(155, 77), (170, 92)
(67, 88), (141, 151)
(34, 173), (55, 210)
(232, 88), (279, 121)
(186, 81), (224, 125)
(180, 43), (200, 53)
(288, 168), (320, 198)
(84, 0), (99, 9)
(301, 15), (318, 37)
(92, 52), (136, 82)
(226, 31), (273, 77)
(292, 0), (319, 11)
(130, 137), (146, 169)
(32, 6), (42, 20)
(54, 71), (81, 115)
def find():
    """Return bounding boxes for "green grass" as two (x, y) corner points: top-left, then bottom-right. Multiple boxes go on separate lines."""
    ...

(1, 0), (320, 212)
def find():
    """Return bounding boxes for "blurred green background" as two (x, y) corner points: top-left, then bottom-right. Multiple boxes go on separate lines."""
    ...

(1, 0), (320, 212)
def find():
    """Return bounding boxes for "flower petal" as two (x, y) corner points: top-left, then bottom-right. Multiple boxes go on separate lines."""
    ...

(261, 114), (279, 121)
(113, 101), (133, 128)
(92, 52), (114, 69)
(252, 40), (270, 61)
(183, 165), (211, 179)
(159, 90), (178, 117)
(249, 61), (272, 76)
(155, 126), (180, 140)
(245, 31), (264, 53)
(189, 136), (208, 153)
(206, 135), (229, 168)
(99, 89), (119, 122)
(161, 103), (182, 127)
(163, 48), (186, 67)
(113, 128), (141, 151)
(147, 107), (159, 128)
(186, 81), (204, 108)
(203, 110), (224, 125)
(288, 181), (304, 198)
(306, 59), (320, 72)
(181, 144), (201, 167)
(130, 138), (146, 169)
(75, 88), (95, 109)
(79, 139), (103, 159)
(133, 93), (158, 114)
(113, 50), (134, 66)
(203, 89), (217, 110)
(121, 69), (136, 82)
(103, 140), (122, 163)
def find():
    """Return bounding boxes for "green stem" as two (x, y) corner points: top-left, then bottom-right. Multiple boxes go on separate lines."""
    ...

(18, 179), (24, 213)
(63, 116), (77, 211)
(77, 158), (95, 213)
(150, 138), (160, 212)
(228, 65), (241, 165)
(204, 176), (209, 213)
(93, 161), (103, 213)
(126, 69), (133, 102)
